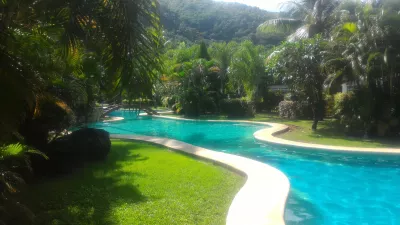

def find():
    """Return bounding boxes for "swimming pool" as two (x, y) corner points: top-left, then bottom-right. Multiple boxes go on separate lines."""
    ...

(92, 111), (400, 225)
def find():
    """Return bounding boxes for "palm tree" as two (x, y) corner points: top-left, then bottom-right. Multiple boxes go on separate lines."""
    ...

(228, 41), (267, 101)
(0, 0), (162, 144)
(0, 143), (48, 225)
(324, 0), (400, 136)
(209, 42), (238, 95)
(261, 0), (340, 41)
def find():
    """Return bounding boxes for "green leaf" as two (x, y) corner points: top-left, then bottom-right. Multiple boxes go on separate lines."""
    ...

(343, 23), (357, 33)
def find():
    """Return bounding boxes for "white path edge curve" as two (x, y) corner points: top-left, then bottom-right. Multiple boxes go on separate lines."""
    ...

(102, 116), (124, 122)
(109, 134), (290, 225)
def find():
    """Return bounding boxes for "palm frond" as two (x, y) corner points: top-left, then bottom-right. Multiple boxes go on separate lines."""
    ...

(282, 0), (313, 18)
(287, 25), (310, 41)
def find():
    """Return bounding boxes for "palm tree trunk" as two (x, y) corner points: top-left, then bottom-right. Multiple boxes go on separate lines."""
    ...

(312, 114), (318, 130)
(312, 100), (324, 131)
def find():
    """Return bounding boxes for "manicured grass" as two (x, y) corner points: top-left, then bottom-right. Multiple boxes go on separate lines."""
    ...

(251, 114), (400, 148)
(163, 113), (400, 148)
(23, 141), (245, 225)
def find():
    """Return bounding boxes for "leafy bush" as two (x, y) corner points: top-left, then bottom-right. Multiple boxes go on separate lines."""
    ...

(172, 102), (183, 114)
(19, 95), (76, 149)
(31, 128), (111, 176)
(162, 96), (177, 108)
(279, 101), (313, 119)
(332, 92), (366, 134)
(324, 94), (335, 118)
(283, 93), (297, 101)
(279, 101), (302, 119)
(182, 88), (202, 117)
(220, 99), (255, 118)
(259, 91), (284, 112)
(0, 143), (45, 225)
(333, 93), (358, 119)
(202, 96), (218, 114)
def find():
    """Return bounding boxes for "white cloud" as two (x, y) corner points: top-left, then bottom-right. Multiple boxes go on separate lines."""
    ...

(215, 0), (286, 11)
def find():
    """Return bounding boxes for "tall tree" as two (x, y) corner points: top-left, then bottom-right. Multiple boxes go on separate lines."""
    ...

(0, 0), (162, 143)
(197, 41), (211, 60)
(273, 37), (327, 130)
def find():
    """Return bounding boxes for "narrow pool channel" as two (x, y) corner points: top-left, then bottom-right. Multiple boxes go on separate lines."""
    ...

(91, 111), (400, 225)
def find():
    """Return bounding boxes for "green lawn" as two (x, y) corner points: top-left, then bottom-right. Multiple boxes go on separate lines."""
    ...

(251, 114), (400, 148)
(23, 141), (245, 225)
(163, 113), (400, 148)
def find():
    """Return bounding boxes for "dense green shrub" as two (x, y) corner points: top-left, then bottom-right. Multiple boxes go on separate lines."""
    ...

(279, 101), (301, 119)
(220, 99), (255, 118)
(332, 92), (365, 134)
(70, 128), (111, 161)
(162, 96), (177, 108)
(202, 96), (218, 114)
(258, 91), (284, 112)
(279, 101), (313, 119)
(182, 88), (202, 117)
(324, 94), (335, 118)
(283, 93), (297, 101)
(333, 91), (400, 137)
(19, 96), (75, 150)
(31, 128), (111, 176)
(333, 93), (358, 119)
(0, 143), (43, 225)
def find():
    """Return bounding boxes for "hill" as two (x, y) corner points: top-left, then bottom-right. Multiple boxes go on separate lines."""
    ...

(159, 0), (277, 43)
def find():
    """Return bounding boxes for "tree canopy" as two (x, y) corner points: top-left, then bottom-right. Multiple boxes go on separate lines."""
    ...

(0, 0), (161, 143)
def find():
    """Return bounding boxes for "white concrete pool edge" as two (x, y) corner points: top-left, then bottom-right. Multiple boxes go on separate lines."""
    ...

(154, 115), (400, 155)
(110, 134), (290, 225)
(102, 116), (124, 122)
(253, 127), (400, 154)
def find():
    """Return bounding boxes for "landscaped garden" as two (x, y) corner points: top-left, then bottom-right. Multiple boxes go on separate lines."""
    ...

(2, 0), (400, 225)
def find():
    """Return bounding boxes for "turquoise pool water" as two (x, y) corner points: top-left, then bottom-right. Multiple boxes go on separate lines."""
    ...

(93, 111), (400, 225)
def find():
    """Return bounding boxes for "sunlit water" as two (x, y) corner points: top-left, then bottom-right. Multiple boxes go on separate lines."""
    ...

(91, 111), (400, 225)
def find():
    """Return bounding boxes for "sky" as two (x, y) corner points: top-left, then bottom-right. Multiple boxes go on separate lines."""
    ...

(214, 0), (286, 12)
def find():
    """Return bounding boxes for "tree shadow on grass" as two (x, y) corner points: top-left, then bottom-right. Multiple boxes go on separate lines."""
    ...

(21, 142), (149, 225)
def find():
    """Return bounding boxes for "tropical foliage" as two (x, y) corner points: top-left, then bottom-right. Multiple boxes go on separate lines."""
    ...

(158, 40), (271, 117)
(272, 37), (327, 129)
(1, 0), (161, 223)
(264, 0), (400, 136)
(2, 0), (400, 223)
(0, 0), (161, 145)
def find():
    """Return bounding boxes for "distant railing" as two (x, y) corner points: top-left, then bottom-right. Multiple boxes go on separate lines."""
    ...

(101, 104), (159, 118)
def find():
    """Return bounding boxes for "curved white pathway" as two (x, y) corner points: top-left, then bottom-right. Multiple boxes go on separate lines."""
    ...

(110, 134), (290, 225)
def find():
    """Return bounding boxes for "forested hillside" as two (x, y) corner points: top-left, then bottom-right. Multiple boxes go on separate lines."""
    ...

(159, 0), (277, 43)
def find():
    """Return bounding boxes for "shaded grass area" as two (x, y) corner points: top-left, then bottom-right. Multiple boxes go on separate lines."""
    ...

(163, 113), (400, 148)
(22, 141), (245, 225)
